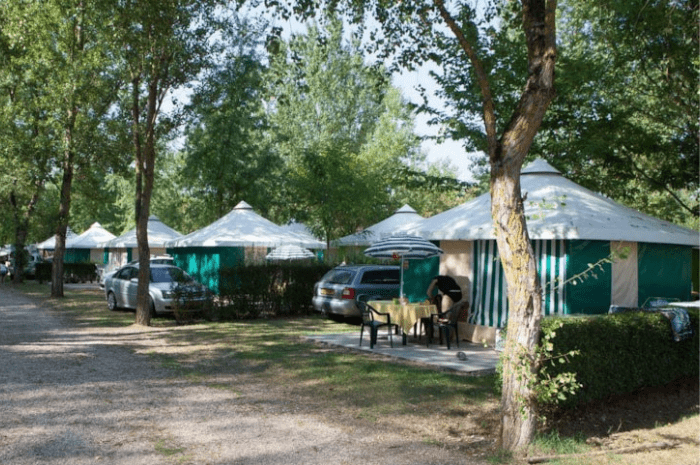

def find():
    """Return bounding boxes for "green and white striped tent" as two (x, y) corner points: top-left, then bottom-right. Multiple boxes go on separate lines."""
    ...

(165, 201), (325, 293)
(410, 159), (698, 328)
(64, 222), (115, 264)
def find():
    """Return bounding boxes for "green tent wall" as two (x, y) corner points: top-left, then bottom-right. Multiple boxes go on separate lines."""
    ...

(402, 256), (440, 303)
(64, 249), (90, 264)
(168, 246), (245, 294)
(467, 239), (694, 329)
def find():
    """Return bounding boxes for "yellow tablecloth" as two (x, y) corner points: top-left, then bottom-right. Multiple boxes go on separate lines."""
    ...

(368, 301), (437, 335)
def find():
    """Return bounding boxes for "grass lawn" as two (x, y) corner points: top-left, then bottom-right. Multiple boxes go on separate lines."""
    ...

(11, 282), (699, 465)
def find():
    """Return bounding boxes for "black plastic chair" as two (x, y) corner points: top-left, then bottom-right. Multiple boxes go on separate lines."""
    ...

(358, 300), (398, 349)
(427, 302), (462, 350)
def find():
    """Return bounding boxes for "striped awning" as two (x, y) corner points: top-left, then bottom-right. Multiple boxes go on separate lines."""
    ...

(470, 239), (566, 328)
(266, 245), (316, 261)
(363, 233), (443, 260)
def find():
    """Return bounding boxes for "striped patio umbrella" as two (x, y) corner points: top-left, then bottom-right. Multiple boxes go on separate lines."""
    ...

(364, 233), (443, 298)
(266, 244), (316, 261)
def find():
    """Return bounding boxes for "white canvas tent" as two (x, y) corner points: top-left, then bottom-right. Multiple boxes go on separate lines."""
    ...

(414, 159), (697, 245)
(101, 216), (182, 272)
(36, 227), (77, 257)
(165, 201), (325, 292)
(279, 221), (323, 246)
(407, 159), (698, 336)
(64, 222), (115, 264)
(168, 201), (324, 249)
(335, 204), (425, 247)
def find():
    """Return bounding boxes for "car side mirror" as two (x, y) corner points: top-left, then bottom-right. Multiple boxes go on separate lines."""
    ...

(130, 277), (139, 283)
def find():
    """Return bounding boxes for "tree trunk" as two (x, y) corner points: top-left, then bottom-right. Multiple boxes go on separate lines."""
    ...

(492, 160), (543, 451)
(51, 8), (83, 298)
(52, 116), (77, 298)
(132, 72), (159, 326)
(9, 189), (40, 284)
(492, 0), (557, 450)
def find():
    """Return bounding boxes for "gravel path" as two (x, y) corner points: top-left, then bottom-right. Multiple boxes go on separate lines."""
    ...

(0, 287), (486, 465)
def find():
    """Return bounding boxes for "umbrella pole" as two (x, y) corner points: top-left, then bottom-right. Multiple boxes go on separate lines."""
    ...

(400, 256), (404, 298)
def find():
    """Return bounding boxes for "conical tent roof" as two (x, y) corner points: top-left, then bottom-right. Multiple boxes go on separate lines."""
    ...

(166, 201), (325, 249)
(36, 227), (77, 250)
(410, 159), (698, 246)
(279, 221), (323, 245)
(335, 204), (425, 247)
(102, 216), (181, 249)
(65, 222), (116, 249)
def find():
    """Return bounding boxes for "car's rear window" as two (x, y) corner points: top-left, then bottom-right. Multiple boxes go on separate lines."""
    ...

(360, 269), (400, 285)
(322, 269), (356, 284)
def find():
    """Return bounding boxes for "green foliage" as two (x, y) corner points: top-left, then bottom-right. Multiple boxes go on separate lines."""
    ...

(180, 15), (281, 228)
(497, 322), (582, 417)
(217, 262), (332, 320)
(62, 263), (99, 283)
(265, 18), (423, 242)
(496, 308), (699, 412)
(34, 263), (52, 284)
(540, 309), (699, 408)
(529, 0), (699, 228)
(531, 430), (589, 457)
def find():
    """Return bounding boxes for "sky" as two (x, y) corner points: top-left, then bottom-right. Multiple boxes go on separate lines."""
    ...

(165, 7), (484, 183)
(265, 9), (484, 183)
(392, 67), (481, 183)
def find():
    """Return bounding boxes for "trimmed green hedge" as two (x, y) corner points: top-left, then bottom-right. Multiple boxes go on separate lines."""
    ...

(541, 308), (699, 408)
(34, 262), (98, 283)
(216, 263), (332, 320)
(35, 262), (52, 283)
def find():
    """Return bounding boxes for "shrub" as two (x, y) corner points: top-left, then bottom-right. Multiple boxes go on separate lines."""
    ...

(216, 262), (332, 320)
(34, 262), (98, 283)
(64, 263), (98, 283)
(494, 308), (698, 410)
(541, 308), (698, 408)
(35, 262), (52, 283)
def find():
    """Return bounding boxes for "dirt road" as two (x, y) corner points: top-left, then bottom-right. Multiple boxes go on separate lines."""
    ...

(0, 287), (485, 465)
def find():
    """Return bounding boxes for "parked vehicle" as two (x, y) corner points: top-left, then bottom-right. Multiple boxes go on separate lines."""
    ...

(104, 263), (211, 317)
(24, 253), (45, 279)
(99, 255), (174, 288)
(312, 265), (401, 319)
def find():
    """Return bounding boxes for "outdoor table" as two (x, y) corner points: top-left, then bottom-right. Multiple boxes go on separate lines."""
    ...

(368, 301), (437, 345)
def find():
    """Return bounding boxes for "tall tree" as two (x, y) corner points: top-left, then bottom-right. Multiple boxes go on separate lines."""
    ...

(182, 16), (279, 226)
(1, 1), (123, 289)
(506, 0), (698, 228)
(275, 0), (557, 450)
(48, 1), (118, 297)
(266, 19), (422, 244)
(0, 2), (57, 282)
(111, 0), (221, 325)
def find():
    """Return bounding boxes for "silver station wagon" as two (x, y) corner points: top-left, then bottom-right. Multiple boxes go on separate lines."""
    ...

(104, 263), (211, 317)
(312, 265), (401, 319)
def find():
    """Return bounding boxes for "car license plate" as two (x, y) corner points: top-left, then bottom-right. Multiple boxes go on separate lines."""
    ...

(320, 288), (334, 296)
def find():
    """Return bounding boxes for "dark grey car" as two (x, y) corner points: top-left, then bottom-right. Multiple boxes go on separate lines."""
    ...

(312, 265), (401, 318)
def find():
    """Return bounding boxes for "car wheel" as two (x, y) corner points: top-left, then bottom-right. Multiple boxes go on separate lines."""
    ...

(107, 292), (119, 311)
(148, 297), (157, 318)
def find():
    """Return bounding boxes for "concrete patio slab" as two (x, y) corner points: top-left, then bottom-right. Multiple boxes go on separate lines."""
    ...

(305, 330), (500, 376)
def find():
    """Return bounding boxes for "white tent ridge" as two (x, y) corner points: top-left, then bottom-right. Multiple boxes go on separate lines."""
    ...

(279, 221), (323, 245)
(409, 159), (698, 247)
(36, 227), (77, 251)
(166, 201), (326, 249)
(335, 204), (425, 247)
(65, 222), (115, 249)
(102, 216), (181, 249)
